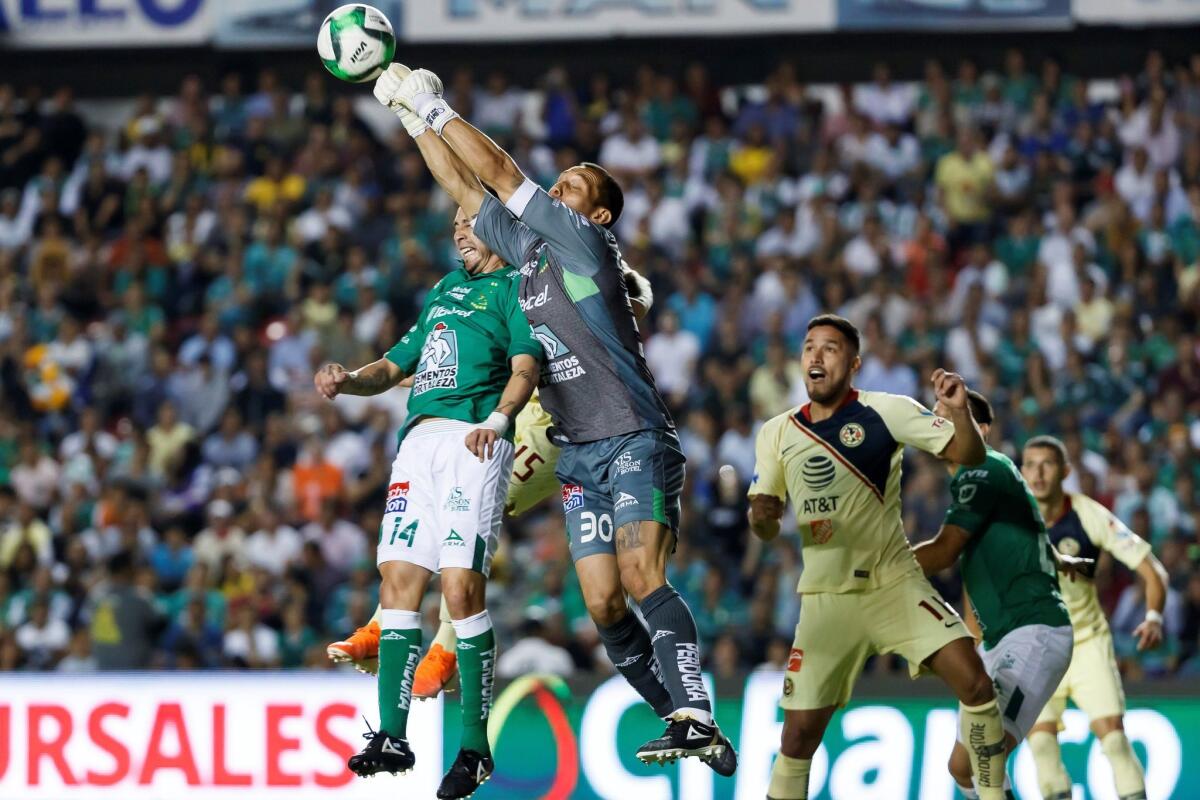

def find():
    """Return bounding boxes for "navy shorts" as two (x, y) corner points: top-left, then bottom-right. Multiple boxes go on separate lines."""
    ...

(554, 428), (685, 562)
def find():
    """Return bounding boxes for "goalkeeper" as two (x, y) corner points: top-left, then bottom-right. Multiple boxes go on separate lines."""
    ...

(368, 64), (736, 773)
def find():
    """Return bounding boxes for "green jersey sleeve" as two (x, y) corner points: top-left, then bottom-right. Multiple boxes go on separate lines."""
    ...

(384, 323), (422, 373)
(943, 464), (1001, 536)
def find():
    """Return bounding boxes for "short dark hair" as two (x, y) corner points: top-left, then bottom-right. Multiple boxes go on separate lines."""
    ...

(966, 390), (993, 426)
(579, 162), (624, 228)
(806, 314), (861, 354)
(1024, 434), (1068, 466)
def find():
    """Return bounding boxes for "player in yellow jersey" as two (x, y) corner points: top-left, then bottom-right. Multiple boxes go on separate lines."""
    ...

(748, 314), (1008, 800)
(326, 265), (653, 688)
(1021, 436), (1168, 800)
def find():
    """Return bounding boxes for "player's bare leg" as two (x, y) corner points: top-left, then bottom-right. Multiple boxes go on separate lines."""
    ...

(348, 560), (431, 778)
(437, 566), (496, 799)
(415, 595), (459, 699)
(614, 521), (736, 773)
(327, 605), (383, 674)
(1027, 721), (1073, 799)
(769, 705), (836, 799)
(925, 638), (1007, 799)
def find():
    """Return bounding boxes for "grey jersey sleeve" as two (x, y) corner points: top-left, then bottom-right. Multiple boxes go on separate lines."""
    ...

(506, 179), (616, 277)
(473, 193), (542, 268)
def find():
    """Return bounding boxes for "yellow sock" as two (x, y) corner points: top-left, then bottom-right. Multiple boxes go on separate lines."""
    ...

(432, 594), (458, 650)
(959, 699), (1005, 798)
(767, 753), (810, 800)
(368, 604), (381, 625)
(1100, 730), (1146, 799)
(1028, 730), (1072, 799)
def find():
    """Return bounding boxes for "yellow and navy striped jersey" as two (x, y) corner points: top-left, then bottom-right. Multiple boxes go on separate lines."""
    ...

(1046, 492), (1152, 644)
(749, 389), (956, 594)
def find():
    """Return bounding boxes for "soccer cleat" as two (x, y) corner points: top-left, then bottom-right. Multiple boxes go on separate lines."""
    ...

(414, 642), (459, 699)
(436, 748), (494, 799)
(347, 723), (415, 777)
(701, 726), (738, 777)
(636, 717), (726, 765)
(326, 621), (381, 675)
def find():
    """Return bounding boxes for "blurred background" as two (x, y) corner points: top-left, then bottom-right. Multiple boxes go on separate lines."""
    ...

(0, 1), (1198, 797)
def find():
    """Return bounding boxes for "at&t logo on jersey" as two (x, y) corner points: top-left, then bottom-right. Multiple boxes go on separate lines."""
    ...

(562, 483), (584, 512)
(386, 482), (409, 514)
(414, 322), (459, 395)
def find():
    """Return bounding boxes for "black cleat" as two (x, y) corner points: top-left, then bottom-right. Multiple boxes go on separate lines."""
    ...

(347, 721), (415, 777)
(701, 727), (738, 776)
(636, 717), (726, 765)
(437, 748), (494, 799)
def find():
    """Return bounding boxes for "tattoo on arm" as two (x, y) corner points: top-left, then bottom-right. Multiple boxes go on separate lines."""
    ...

(341, 363), (402, 396)
(616, 521), (645, 551)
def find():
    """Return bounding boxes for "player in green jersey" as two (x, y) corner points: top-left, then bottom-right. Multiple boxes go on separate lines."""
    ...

(314, 182), (543, 797)
(914, 391), (1083, 798)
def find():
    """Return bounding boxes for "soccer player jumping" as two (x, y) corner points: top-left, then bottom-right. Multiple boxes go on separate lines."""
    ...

(315, 195), (543, 797)
(913, 391), (1079, 797)
(372, 64), (735, 772)
(748, 315), (1007, 800)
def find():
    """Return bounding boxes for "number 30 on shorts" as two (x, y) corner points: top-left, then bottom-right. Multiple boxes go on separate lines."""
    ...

(579, 511), (613, 543)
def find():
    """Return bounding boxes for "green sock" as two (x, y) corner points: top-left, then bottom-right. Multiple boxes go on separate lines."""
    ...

(453, 610), (496, 755)
(378, 609), (423, 737)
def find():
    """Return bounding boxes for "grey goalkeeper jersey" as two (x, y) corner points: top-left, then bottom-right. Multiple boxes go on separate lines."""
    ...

(474, 186), (673, 444)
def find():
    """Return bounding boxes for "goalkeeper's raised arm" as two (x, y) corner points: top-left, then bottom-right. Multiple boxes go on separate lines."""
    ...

(373, 65), (487, 217)
(375, 65), (526, 204)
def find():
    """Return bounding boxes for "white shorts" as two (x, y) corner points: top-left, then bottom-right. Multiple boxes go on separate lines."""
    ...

(377, 419), (514, 577)
(958, 624), (1074, 743)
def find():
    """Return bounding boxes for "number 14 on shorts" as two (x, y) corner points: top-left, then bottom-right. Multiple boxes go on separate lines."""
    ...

(380, 517), (418, 547)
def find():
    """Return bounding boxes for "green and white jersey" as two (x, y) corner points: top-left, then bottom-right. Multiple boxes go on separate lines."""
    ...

(944, 448), (1070, 650)
(385, 266), (543, 443)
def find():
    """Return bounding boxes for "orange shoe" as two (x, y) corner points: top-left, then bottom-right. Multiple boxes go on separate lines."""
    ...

(413, 643), (458, 699)
(326, 621), (380, 675)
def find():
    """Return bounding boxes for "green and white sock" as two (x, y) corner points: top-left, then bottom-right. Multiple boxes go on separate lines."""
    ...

(452, 609), (496, 755)
(378, 609), (422, 738)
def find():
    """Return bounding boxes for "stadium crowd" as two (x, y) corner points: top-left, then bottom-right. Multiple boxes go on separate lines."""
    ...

(0, 48), (1198, 681)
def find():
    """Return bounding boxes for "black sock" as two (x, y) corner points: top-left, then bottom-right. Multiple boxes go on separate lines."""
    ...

(638, 585), (712, 721)
(598, 611), (674, 719)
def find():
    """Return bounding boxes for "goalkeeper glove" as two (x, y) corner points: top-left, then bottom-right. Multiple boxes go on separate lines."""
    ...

(398, 68), (460, 136)
(373, 63), (428, 138)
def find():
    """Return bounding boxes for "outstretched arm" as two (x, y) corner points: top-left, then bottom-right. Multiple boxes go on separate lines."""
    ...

(438, 117), (527, 203)
(377, 66), (526, 202)
(413, 126), (486, 217)
(374, 64), (487, 215)
(912, 524), (969, 576)
(314, 358), (405, 399)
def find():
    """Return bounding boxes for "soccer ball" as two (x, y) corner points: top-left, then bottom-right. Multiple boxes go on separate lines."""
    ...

(316, 4), (396, 84)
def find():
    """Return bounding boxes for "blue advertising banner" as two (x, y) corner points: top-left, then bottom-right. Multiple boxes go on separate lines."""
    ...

(838, 0), (1072, 29)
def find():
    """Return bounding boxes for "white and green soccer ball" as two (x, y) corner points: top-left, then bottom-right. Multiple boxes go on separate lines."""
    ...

(317, 4), (396, 84)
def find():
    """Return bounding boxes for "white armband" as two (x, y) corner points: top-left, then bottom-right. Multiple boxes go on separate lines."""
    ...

(505, 178), (539, 218)
(479, 411), (510, 437)
(1145, 609), (1164, 625)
